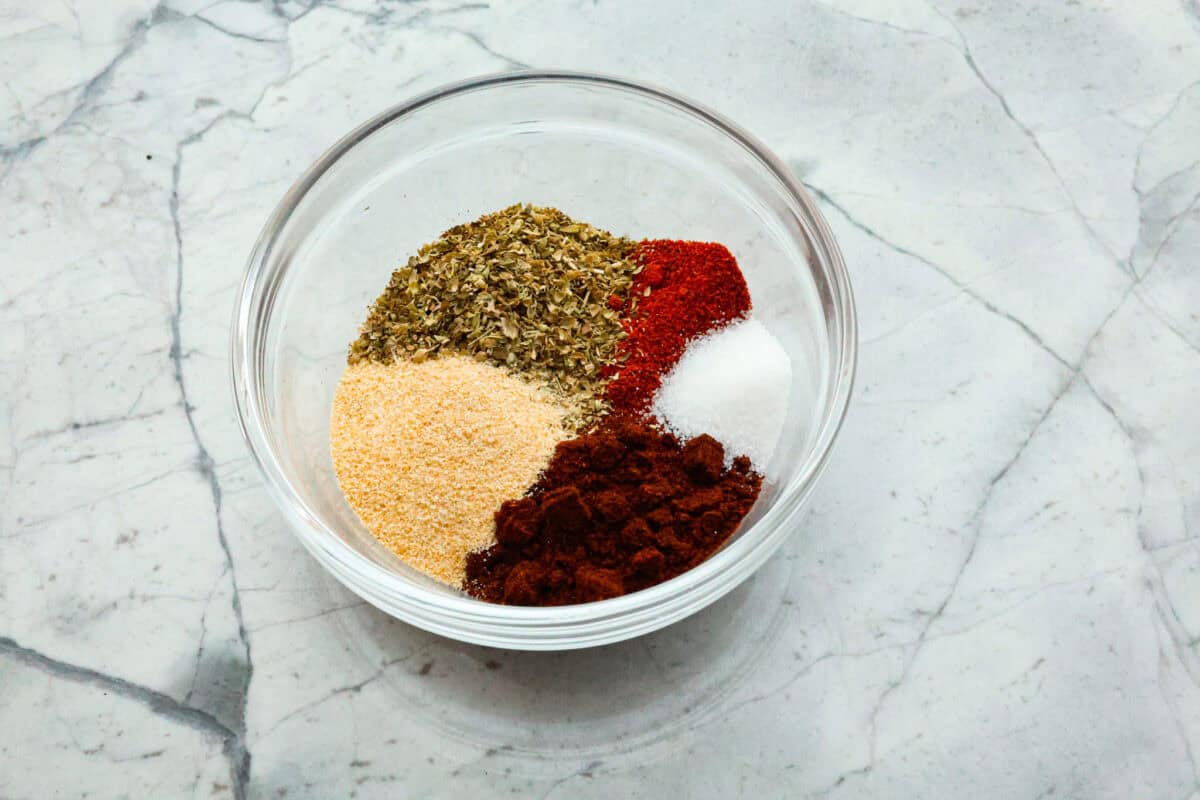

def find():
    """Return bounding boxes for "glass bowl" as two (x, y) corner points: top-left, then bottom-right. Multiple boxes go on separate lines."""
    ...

(231, 71), (856, 650)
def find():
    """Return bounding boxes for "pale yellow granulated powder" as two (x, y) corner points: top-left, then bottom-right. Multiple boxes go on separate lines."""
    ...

(330, 357), (572, 585)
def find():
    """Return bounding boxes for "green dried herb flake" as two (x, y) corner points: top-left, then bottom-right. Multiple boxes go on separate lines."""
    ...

(349, 204), (641, 429)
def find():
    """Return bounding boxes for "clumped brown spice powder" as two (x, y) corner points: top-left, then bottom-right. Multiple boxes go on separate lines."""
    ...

(349, 204), (640, 429)
(330, 357), (572, 585)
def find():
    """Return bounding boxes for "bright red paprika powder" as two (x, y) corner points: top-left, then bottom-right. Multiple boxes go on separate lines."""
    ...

(605, 240), (752, 416)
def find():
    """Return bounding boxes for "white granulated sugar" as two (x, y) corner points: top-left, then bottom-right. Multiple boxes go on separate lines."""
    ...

(652, 318), (792, 473)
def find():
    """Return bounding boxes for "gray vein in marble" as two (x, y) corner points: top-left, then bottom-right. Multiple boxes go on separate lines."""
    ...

(855, 370), (1077, 782)
(1143, 187), (1200, 279)
(0, 0), (295, 183)
(833, 190), (1074, 218)
(805, 181), (1074, 369)
(170, 121), (253, 798)
(1153, 575), (1200, 683)
(539, 760), (604, 800)
(1138, 293), (1200, 356)
(801, 236), (1176, 789)
(805, 0), (1140, 280)
(927, 3), (1135, 278)
(257, 652), (422, 739)
(912, 568), (1134, 653)
(1126, 80), (1200, 288)
(0, 3), (163, 179)
(1148, 554), (1200, 787)
(193, 13), (286, 44)
(8, 464), (196, 535)
(1137, 160), (1200, 213)
(1082, 340), (1200, 792)
(1184, 0), (1200, 34)
(1084, 357), (1197, 669)
(807, 0), (956, 46)
(246, 600), (368, 633)
(706, 642), (898, 725)
(184, 573), (224, 706)
(24, 407), (172, 441)
(433, 25), (531, 69)
(0, 635), (243, 780)
(1156, 645), (1200, 792)
(1133, 78), (1200, 183)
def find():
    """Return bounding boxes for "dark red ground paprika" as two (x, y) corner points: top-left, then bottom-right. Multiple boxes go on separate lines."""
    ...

(605, 240), (752, 416)
(462, 417), (762, 605)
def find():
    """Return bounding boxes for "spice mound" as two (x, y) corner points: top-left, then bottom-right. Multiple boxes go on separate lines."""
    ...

(330, 357), (570, 584)
(350, 203), (640, 429)
(606, 240), (752, 416)
(331, 204), (795, 605)
(653, 318), (793, 472)
(463, 419), (762, 605)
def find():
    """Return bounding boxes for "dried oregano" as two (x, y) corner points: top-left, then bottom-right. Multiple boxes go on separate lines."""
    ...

(349, 204), (641, 428)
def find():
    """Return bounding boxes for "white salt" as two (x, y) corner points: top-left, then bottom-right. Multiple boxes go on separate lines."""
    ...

(652, 318), (792, 473)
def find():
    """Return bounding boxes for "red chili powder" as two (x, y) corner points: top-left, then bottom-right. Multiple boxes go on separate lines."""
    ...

(605, 240), (752, 416)
(462, 417), (762, 606)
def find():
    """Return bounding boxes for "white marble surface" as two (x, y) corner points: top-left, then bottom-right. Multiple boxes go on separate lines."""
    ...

(2, 0), (1198, 796)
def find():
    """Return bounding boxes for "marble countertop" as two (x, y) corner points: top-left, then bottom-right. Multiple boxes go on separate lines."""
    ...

(3, 0), (1199, 797)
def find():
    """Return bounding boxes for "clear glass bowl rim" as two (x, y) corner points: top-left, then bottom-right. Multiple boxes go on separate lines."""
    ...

(230, 70), (858, 645)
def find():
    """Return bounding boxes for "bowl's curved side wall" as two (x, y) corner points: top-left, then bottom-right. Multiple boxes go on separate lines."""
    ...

(232, 71), (857, 648)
